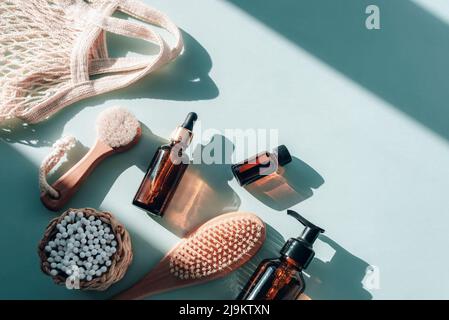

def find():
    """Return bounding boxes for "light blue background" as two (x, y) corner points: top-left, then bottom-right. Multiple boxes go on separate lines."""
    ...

(1, 0), (449, 300)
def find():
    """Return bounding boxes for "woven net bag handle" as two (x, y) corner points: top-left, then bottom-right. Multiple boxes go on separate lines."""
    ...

(73, 0), (183, 82)
(21, 0), (183, 123)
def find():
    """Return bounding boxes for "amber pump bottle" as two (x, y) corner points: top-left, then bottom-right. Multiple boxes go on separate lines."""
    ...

(231, 145), (292, 186)
(237, 210), (324, 300)
(133, 112), (198, 217)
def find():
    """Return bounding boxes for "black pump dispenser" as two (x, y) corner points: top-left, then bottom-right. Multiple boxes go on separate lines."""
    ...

(280, 210), (325, 269)
(238, 210), (325, 300)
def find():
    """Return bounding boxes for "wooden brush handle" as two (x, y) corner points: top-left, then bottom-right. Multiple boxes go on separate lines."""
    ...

(40, 140), (114, 211)
(114, 287), (311, 301)
(114, 212), (267, 300)
(113, 281), (157, 300)
(113, 259), (175, 300)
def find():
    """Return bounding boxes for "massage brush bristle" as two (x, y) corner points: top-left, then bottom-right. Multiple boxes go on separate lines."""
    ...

(41, 107), (141, 211)
(114, 212), (266, 300)
(169, 218), (263, 280)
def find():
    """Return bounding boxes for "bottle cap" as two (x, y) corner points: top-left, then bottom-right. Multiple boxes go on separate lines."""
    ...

(181, 112), (198, 131)
(280, 210), (324, 269)
(274, 145), (292, 167)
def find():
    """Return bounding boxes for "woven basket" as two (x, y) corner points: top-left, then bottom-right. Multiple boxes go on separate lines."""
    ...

(38, 208), (133, 291)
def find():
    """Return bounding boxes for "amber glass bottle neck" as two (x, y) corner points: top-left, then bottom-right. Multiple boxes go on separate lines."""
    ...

(170, 127), (193, 147)
(282, 256), (303, 270)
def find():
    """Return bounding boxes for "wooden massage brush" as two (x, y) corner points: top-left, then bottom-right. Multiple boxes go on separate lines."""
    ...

(114, 211), (266, 299)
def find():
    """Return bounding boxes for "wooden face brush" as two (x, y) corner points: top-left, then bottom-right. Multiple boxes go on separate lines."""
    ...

(114, 211), (266, 300)
(40, 107), (141, 211)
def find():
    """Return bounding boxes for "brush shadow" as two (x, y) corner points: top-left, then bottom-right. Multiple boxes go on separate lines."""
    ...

(227, 0), (449, 141)
(157, 134), (241, 237)
(244, 157), (324, 211)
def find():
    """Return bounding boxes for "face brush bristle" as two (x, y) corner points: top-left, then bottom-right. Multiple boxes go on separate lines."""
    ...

(96, 107), (141, 149)
(113, 212), (266, 300)
(40, 107), (141, 211)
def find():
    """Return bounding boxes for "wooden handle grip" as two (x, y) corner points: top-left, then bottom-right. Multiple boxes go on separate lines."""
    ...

(40, 141), (113, 211)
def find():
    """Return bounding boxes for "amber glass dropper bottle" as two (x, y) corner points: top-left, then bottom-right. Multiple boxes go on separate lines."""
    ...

(237, 210), (324, 300)
(133, 112), (198, 217)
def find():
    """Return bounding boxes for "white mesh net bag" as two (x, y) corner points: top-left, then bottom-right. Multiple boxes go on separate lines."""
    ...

(0, 0), (183, 124)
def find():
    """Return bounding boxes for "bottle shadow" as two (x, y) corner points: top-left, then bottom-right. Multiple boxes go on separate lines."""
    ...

(0, 140), (372, 300)
(306, 235), (373, 300)
(0, 29), (218, 148)
(157, 134), (241, 237)
(46, 132), (241, 238)
(244, 156), (324, 211)
(228, 225), (373, 300)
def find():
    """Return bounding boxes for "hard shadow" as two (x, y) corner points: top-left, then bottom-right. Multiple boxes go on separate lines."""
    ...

(0, 29), (218, 148)
(0, 143), (370, 300)
(101, 29), (219, 102)
(227, 0), (449, 141)
(11, 132), (239, 238)
(306, 235), (373, 300)
(157, 134), (241, 237)
(0, 110), (80, 148)
(120, 29), (220, 102)
(225, 225), (372, 300)
(244, 156), (324, 211)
